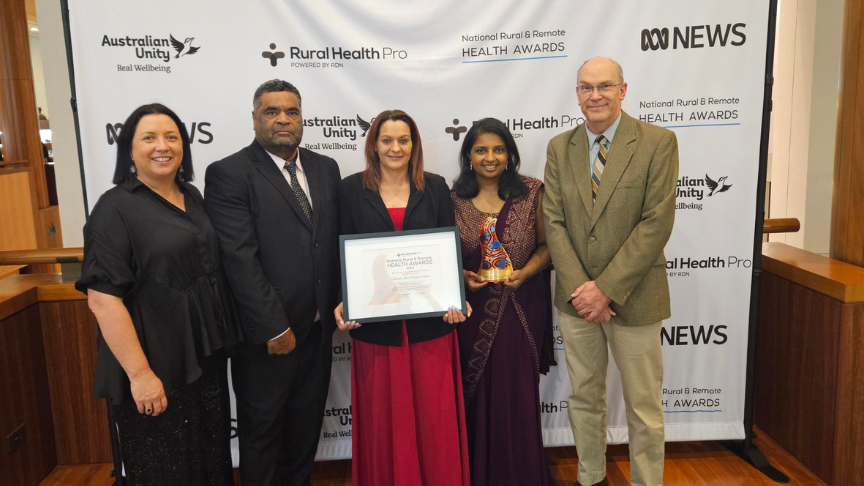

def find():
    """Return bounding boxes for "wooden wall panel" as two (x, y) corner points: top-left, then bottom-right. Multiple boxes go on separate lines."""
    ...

(0, 0), (31, 84)
(0, 170), (38, 251)
(755, 272), (842, 482)
(0, 305), (56, 486)
(833, 304), (864, 484)
(0, 0), (49, 209)
(0, 265), (24, 281)
(39, 301), (112, 464)
(762, 242), (864, 302)
(37, 206), (63, 250)
(36, 281), (86, 302)
(0, 274), (53, 321)
(831, 0), (864, 265)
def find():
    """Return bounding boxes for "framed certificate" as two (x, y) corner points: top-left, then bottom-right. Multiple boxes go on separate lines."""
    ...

(340, 226), (467, 323)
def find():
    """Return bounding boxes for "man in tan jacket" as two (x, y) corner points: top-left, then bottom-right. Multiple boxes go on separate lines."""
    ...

(543, 57), (678, 486)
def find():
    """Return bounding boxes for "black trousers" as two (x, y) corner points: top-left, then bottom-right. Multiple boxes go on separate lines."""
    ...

(231, 326), (333, 486)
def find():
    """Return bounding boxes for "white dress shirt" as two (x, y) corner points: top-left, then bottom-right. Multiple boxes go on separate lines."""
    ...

(585, 113), (622, 175)
(266, 149), (313, 210)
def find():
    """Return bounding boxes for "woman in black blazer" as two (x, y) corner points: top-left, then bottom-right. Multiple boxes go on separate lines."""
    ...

(335, 110), (471, 486)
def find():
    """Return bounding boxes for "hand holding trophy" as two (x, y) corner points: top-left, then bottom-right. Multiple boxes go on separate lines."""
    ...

(478, 216), (513, 283)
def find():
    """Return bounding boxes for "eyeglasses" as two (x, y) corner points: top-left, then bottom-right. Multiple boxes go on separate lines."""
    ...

(577, 83), (621, 95)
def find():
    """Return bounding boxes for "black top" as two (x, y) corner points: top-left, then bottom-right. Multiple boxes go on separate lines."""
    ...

(340, 171), (458, 346)
(76, 178), (242, 404)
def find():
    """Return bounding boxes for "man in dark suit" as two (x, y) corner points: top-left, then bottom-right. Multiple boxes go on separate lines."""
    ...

(205, 79), (341, 486)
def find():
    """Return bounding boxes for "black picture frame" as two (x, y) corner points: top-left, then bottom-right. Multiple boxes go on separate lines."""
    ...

(340, 226), (467, 323)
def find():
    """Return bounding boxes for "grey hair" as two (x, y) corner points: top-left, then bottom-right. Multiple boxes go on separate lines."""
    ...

(252, 79), (302, 111)
(577, 57), (624, 84)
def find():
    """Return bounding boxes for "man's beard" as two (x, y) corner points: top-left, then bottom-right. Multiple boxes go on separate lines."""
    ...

(259, 126), (303, 154)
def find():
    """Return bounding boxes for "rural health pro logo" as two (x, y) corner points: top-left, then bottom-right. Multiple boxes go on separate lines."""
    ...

(445, 119), (468, 141)
(262, 43), (286, 66)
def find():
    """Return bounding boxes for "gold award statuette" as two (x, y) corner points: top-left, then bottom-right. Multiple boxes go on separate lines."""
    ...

(478, 216), (513, 283)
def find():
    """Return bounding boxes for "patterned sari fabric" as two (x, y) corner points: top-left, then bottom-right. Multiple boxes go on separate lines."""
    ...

(452, 176), (556, 486)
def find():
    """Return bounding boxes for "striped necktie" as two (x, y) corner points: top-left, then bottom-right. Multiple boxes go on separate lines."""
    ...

(591, 134), (608, 204)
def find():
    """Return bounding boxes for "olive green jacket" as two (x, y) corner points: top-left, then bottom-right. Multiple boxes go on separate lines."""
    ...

(542, 111), (678, 325)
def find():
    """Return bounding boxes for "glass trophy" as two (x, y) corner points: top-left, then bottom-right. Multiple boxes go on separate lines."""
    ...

(478, 216), (513, 282)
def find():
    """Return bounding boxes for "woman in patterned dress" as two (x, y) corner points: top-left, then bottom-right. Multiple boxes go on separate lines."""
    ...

(451, 118), (556, 486)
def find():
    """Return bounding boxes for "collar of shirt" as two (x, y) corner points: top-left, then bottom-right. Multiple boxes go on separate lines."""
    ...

(585, 112), (622, 149)
(266, 148), (304, 175)
(264, 147), (313, 211)
(120, 177), (145, 192)
(585, 112), (622, 172)
(120, 175), (190, 194)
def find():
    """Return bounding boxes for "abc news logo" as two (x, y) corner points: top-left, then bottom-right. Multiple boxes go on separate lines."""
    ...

(105, 122), (213, 145)
(641, 23), (746, 51)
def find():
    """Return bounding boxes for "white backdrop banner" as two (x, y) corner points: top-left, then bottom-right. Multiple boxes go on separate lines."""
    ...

(67, 0), (770, 461)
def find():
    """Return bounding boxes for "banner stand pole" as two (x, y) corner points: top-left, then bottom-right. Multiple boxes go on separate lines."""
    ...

(722, 0), (788, 482)
(105, 404), (126, 485)
(62, 1), (121, 483)
(60, 0), (90, 218)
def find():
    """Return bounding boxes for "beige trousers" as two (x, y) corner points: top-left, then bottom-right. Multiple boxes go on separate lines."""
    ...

(558, 312), (665, 486)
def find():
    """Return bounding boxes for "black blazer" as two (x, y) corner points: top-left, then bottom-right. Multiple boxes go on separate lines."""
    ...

(205, 140), (341, 352)
(340, 171), (458, 346)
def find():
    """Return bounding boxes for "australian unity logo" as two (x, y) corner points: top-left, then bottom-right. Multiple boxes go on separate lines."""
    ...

(641, 23), (746, 51)
(102, 34), (200, 63)
(676, 174), (732, 210)
(304, 115), (373, 141)
(302, 114), (374, 152)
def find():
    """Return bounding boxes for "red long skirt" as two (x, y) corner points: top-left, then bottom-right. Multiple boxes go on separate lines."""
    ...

(351, 322), (471, 486)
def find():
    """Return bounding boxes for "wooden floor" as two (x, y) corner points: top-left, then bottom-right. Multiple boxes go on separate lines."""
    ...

(38, 428), (826, 486)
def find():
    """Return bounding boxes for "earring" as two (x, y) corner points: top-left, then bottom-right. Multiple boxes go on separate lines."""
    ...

(129, 164), (137, 174)
(179, 166), (185, 174)
(469, 164), (473, 171)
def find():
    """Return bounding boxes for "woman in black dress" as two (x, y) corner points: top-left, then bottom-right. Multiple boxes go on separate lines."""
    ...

(76, 104), (241, 485)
